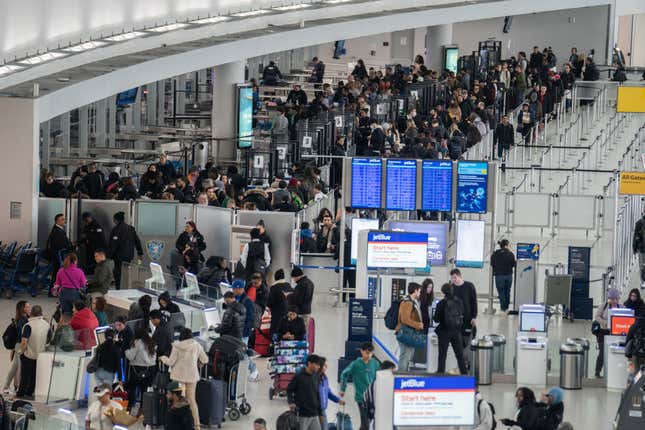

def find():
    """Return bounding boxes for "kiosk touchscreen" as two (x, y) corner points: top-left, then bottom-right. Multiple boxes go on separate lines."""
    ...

(610, 314), (635, 336)
(145, 262), (166, 290)
(516, 305), (548, 386)
(606, 308), (635, 389)
(178, 272), (200, 300)
(520, 310), (546, 333)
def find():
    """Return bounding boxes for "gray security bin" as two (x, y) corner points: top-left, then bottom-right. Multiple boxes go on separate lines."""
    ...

(566, 337), (590, 378)
(560, 343), (584, 390)
(485, 334), (506, 373)
(471, 338), (494, 385)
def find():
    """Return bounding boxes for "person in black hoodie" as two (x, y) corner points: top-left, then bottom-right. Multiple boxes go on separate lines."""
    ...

(41, 172), (69, 198)
(94, 328), (123, 386)
(290, 266), (314, 327)
(450, 269), (478, 367)
(490, 239), (517, 313)
(159, 291), (181, 315)
(150, 309), (173, 359)
(287, 355), (323, 428)
(215, 291), (246, 339)
(493, 115), (515, 160)
(278, 307), (307, 341)
(267, 269), (294, 337)
(501, 387), (539, 430)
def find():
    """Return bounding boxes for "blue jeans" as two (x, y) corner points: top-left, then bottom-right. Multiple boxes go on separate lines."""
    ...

(95, 368), (115, 386)
(398, 341), (416, 372)
(495, 274), (513, 311)
(241, 337), (257, 374)
(59, 288), (80, 315)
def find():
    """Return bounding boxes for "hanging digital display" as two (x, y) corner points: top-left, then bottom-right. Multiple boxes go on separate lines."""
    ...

(421, 160), (453, 212)
(385, 159), (417, 211)
(237, 86), (254, 149)
(351, 158), (383, 209)
(456, 161), (488, 213)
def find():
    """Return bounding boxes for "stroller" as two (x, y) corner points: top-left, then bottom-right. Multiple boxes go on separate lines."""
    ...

(269, 340), (309, 400)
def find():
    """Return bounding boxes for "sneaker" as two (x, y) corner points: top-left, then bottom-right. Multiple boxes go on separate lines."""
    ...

(248, 370), (259, 382)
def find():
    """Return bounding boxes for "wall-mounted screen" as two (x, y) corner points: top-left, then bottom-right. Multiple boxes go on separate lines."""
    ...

(393, 375), (475, 427)
(237, 86), (254, 149)
(455, 219), (485, 268)
(388, 221), (448, 266)
(351, 218), (380, 265)
(444, 47), (459, 74)
(351, 158), (383, 209)
(421, 160), (453, 212)
(385, 159), (417, 211)
(367, 231), (428, 269)
(456, 161), (488, 213)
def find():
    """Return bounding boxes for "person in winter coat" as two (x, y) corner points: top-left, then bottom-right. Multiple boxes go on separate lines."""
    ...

(150, 309), (174, 358)
(92, 296), (108, 327)
(197, 256), (231, 294)
(594, 288), (622, 377)
(175, 221), (206, 261)
(433, 283), (468, 375)
(160, 329), (208, 430)
(278, 307), (307, 340)
(501, 387), (540, 430)
(290, 266), (314, 326)
(139, 165), (164, 198)
(490, 239), (517, 312)
(267, 269), (294, 337)
(232, 282), (260, 381)
(159, 291), (181, 315)
(165, 381), (195, 430)
(86, 250), (114, 296)
(215, 291), (246, 339)
(318, 356), (344, 430)
(583, 57), (600, 81)
(518, 102), (536, 144)
(633, 213), (645, 289)
(624, 288), (645, 317)
(351, 59), (368, 81)
(54, 253), (86, 315)
(108, 211), (143, 290)
(493, 115), (515, 160)
(70, 300), (98, 350)
(93, 328), (122, 385)
(124, 326), (157, 409)
(536, 387), (564, 430)
(157, 153), (177, 185)
(239, 228), (271, 280)
(625, 313), (645, 370)
(395, 283), (424, 372)
(419, 279), (434, 333)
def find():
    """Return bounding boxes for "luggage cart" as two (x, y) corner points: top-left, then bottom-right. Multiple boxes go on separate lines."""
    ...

(226, 357), (252, 420)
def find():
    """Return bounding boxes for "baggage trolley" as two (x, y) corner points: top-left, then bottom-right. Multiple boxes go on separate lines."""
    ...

(226, 357), (252, 420)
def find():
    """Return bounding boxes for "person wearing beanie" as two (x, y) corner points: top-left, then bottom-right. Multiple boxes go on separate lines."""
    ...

(593, 288), (622, 377)
(291, 266), (315, 327)
(536, 387), (565, 430)
(267, 269), (294, 337)
(108, 211), (143, 290)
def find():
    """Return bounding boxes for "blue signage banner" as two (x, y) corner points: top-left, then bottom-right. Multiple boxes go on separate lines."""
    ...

(516, 243), (540, 260)
(456, 161), (488, 213)
(348, 298), (373, 341)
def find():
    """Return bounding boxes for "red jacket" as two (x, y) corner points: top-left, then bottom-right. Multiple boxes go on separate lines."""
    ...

(70, 308), (99, 350)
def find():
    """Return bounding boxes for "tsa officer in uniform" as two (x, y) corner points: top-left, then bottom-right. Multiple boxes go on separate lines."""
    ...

(108, 211), (143, 290)
(81, 212), (107, 273)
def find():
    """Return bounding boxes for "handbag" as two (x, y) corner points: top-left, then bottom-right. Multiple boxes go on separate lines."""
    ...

(396, 325), (427, 349)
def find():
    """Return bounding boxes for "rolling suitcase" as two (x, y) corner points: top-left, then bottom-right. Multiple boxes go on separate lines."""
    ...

(142, 391), (167, 427)
(196, 368), (227, 427)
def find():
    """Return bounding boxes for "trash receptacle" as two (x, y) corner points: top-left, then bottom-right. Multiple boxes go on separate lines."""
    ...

(566, 337), (590, 378)
(485, 334), (506, 373)
(559, 343), (584, 390)
(471, 338), (494, 385)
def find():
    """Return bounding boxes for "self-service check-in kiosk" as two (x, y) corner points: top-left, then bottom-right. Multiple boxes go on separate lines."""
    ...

(605, 308), (635, 390)
(514, 244), (540, 311)
(516, 304), (548, 386)
(145, 262), (165, 290)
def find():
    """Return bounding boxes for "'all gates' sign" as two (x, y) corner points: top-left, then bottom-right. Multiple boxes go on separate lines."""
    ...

(619, 171), (645, 195)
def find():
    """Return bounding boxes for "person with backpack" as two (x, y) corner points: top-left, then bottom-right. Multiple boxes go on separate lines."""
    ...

(450, 269), (478, 368)
(625, 313), (645, 371)
(592, 288), (622, 377)
(395, 283), (424, 372)
(3, 301), (30, 395)
(165, 381), (195, 430)
(535, 387), (564, 430)
(632, 212), (645, 289)
(433, 283), (468, 374)
(239, 228), (271, 280)
(267, 269), (294, 338)
(232, 281), (260, 382)
(475, 390), (496, 430)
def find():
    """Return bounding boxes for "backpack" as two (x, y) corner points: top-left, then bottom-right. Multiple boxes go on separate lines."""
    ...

(384, 300), (401, 330)
(2, 321), (18, 350)
(443, 297), (464, 331)
(276, 410), (299, 430)
(625, 325), (645, 358)
(478, 398), (497, 430)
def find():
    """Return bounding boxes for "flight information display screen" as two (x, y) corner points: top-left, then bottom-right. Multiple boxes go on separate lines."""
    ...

(351, 158), (383, 208)
(385, 159), (417, 211)
(456, 161), (488, 213)
(421, 160), (453, 212)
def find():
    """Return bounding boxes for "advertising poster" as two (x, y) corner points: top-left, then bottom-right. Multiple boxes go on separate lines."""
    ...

(421, 160), (453, 212)
(444, 47), (459, 74)
(393, 376), (476, 426)
(348, 299), (373, 341)
(388, 221), (448, 266)
(367, 231), (428, 269)
(456, 161), (488, 213)
(351, 158), (383, 209)
(517, 243), (540, 260)
(237, 86), (253, 149)
(385, 159), (417, 211)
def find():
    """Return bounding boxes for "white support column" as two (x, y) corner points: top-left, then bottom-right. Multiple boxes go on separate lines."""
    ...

(413, 27), (428, 63)
(0, 97), (39, 243)
(107, 95), (117, 148)
(607, 0), (617, 65)
(211, 60), (245, 163)
(426, 24), (453, 71)
(41, 121), (50, 170)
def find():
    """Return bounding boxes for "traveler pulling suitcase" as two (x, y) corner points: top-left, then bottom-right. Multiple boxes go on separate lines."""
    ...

(196, 366), (226, 427)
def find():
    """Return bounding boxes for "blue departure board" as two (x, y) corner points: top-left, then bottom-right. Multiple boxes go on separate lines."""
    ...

(351, 158), (383, 208)
(421, 160), (453, 212)
(385, 159), (417, 211)
(456, 161), (488, 214)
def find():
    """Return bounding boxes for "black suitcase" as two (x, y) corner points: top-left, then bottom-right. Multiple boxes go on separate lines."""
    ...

(142, 391), (167, 427)
(196, 378), (226, 426)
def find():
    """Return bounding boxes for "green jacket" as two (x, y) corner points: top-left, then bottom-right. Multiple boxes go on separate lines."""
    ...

(340, 357), (380, 403)
(87, 259), (115, 294)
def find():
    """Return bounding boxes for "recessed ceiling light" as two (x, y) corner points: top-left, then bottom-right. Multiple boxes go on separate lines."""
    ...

(192, 16), (231, 25)
(62, 41), (108, 53)
(104, 31), (147, 42)
(274, 4), (313, 11)
(57, 77), (71, 82)
(148, 23), (190, 33)
(18, 52), (68, 65)
(324, 0), (353, 4)
(0, 64), (24, 76)
(232, 10), (271, 17)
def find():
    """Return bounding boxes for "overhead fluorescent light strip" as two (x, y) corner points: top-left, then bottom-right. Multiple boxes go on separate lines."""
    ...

(104, 31), (147, 42)
(18, 52), (68, 65)
(232, 10), (271, 17)
(0, 65), (24, 76)
(148, 23), (190, 33)
(324, 0), (353, 4)
(274, 4), (313, 10)
(192, 16), (231, 25)
(62, 41), (108, 52)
